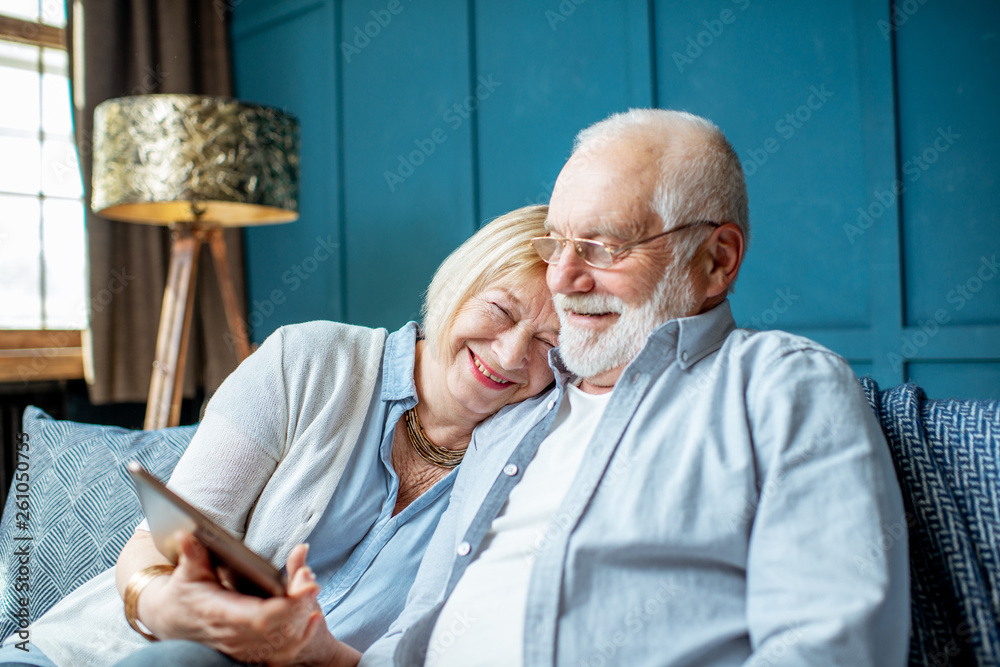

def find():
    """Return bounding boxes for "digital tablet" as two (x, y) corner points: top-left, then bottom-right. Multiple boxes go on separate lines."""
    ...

(127, 461), (287, 598)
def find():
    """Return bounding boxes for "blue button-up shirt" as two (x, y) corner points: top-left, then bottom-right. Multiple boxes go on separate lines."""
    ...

(307, 322), (457, 651)
(362, 301), (910, 666)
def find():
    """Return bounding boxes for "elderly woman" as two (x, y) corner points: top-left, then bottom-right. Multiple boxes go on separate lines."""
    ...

(0, 205), (557, 667)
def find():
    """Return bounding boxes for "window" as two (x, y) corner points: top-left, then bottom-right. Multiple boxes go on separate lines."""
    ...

(0, 2), (86, 382)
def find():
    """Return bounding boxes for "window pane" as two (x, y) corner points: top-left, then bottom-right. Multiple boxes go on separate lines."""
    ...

(41, 46), (67, 76)
(42, 197), (86, 328)
(0, 0), (41, 22)
(0, 23), (85, 332)
(40, 0), (67, 28)
(0, 39), (39, 68)
(0, 64), (41, 132)
(41, 70), (72, 136)
(0, 193), (42, 328)
(41, 138), (80, 197)
(0, 135), (41, 195)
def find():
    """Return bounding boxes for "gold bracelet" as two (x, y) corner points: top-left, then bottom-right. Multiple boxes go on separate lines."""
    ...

(123, 564), (176, 641)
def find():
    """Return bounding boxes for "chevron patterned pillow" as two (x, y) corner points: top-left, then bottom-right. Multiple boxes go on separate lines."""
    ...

(0, 407), (196, 642)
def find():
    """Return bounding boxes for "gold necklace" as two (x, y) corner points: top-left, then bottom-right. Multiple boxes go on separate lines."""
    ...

(404, 407), (466, 469)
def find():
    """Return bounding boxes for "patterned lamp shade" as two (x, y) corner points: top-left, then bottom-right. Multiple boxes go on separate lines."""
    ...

(90, 94), (300, 226)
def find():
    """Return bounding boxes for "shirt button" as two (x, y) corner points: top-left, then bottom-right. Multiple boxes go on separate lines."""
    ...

(457, 542), (472, 556)
(681, 350), (689, 362)
(503, 463), (518, 476)
(547, 400), (556, 410)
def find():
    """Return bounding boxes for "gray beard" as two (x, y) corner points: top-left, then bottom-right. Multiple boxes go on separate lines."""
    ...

(554, 260), (697, 380)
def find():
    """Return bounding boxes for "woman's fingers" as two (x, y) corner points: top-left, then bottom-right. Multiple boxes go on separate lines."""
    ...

(177, 530), (207, 561)
(145, 537), (331, 663)
(174, 531), (219, 583)
(288, 565), (318, 596)
(258, 610), (330, 666)
(286, 543), (319, 597)
(286, 542), (309, 573)
(224, 599), (322, 664)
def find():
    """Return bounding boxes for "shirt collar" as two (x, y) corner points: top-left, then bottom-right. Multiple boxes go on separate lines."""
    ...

(673, 299), (737, 369)
(380, 321), (421, 402)
(548, 347), (577, 391)
(549, 299), (737, 383)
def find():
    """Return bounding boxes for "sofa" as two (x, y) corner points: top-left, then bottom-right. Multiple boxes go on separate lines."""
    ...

(858, 378), (1000, 664)
(0, 380), (997, 664)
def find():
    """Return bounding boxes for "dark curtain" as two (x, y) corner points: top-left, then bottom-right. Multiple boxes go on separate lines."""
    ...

(68, 0), (247, 405)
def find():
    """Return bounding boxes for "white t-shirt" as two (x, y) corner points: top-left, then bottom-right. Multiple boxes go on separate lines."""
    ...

(426, 384), (612, 666)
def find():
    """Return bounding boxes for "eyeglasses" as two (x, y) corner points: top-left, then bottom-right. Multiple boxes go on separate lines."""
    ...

(530, 220), (721, 269)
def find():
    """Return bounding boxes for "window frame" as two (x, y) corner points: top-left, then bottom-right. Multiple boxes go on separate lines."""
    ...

(0, 12), (85, 384)
(0, 14), (65, 50)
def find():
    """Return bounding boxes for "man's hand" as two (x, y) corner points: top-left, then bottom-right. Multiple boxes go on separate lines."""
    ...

(137, 533), (360, 666)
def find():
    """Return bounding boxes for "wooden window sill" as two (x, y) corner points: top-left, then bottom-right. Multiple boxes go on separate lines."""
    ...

(0, 330), (85, 383)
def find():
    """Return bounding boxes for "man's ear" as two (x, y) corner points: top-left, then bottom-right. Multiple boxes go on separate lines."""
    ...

(701, 223), (744, 299)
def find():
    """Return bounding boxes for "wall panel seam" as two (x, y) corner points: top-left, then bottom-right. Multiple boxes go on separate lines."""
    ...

(334, 0), (348, 321)
(647, 0), (658, 108)
(468, 0), (481, 229)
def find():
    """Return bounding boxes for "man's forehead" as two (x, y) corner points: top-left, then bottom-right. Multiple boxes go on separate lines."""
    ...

(543, 213), (646, 240)
(547, 162), (654, 239)
(554, 148), (637, 189)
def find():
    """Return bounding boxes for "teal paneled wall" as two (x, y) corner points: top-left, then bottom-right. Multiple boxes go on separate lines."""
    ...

(474, 0), (653, 220)
(231, 0), (344, 330)
(892, 0), (1000, 397)
(341, 0), (476, 326)
(232, 0), (1000, 400)
(653, 1), (876, 335)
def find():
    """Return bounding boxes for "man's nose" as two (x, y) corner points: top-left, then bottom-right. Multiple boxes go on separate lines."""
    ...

(547, 244), (595, 295)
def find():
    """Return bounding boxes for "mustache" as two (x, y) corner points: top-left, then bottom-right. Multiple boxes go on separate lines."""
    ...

(553, 292), (626, 316)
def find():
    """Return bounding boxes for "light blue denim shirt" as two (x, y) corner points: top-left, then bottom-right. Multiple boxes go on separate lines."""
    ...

(362, 301), (910, 666)
(307, 321), (457, 651)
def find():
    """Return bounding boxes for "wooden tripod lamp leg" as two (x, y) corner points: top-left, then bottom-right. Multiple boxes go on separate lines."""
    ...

(207, 228), (252, 362)
(145, 225), (201, 430)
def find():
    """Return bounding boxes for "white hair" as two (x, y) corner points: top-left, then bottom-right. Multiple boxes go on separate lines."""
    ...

(572, 109), (750, 265)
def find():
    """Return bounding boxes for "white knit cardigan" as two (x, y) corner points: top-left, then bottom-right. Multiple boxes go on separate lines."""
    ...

(24, 321), (387, 667)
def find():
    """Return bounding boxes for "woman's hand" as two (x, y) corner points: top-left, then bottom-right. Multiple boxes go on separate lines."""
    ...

(132, 533), (360, 666)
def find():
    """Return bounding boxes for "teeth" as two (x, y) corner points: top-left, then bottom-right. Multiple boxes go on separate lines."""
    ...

(473, 355), (510, 384)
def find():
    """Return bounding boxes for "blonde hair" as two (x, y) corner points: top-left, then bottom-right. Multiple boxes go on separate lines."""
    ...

(422, 204), (549, 357)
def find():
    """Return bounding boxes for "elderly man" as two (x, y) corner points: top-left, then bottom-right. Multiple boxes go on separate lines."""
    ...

(360, 109), (909, 666)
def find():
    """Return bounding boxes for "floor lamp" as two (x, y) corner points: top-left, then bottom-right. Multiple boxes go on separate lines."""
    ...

(90, 95), (300, 429)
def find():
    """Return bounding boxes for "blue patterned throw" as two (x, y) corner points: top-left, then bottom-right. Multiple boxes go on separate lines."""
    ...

(860, 378), (1000, 666)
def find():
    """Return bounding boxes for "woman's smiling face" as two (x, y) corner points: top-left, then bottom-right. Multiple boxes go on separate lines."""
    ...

(441, 278), (559, 421)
